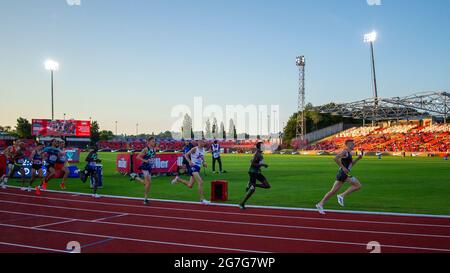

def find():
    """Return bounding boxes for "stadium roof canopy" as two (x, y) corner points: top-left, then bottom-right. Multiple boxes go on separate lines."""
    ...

(315, 91), (449, 121)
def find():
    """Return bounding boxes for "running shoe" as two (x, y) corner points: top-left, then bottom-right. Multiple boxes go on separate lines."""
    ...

(27, 187), (32, 192)
(130, 173), (138, 181)
(143, 199), (150, 205)
(337, 195), (345, 207)
(20, 187), (26, 191)
(201, 199), (211, 205)
(35, 186), (41, 196)
(316, 204), (326, 215)
(60, 182), (66, 190)
(238, 203), (246, 210)
(171, 176), (179, 185)
(93, 194), (101, 199)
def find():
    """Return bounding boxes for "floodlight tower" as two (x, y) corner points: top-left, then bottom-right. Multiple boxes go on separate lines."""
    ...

(296, 56), (306, 142)
(44, 60), (59, 120)
(364, 31), (379, 107)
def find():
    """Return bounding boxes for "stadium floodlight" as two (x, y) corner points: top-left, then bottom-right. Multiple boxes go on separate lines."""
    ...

(44, 59), (59, 120)
(364, 31), (377, 43)
(296, 56), (305, 67)
(45, 60), (59, 71)
(364, 31), (379, 110)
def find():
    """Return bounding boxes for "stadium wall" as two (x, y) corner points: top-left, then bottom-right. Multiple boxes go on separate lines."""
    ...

(305, 123), (345, 143)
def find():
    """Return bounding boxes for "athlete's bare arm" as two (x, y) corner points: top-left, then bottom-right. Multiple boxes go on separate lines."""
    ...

(136, 148), (149, 163)
(185, 147), (197, 166)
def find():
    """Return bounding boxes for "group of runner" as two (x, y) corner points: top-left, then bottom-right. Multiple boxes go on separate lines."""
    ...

(1, 139), (70, 195)
(1, 137), (364, 214)
(129, 137), (363, 214)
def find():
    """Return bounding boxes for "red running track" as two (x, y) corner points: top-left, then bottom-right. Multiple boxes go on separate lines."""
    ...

(0, 187), (449, 253)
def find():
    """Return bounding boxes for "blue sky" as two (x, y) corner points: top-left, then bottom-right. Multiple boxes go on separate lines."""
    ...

(0, 0), (449, 134)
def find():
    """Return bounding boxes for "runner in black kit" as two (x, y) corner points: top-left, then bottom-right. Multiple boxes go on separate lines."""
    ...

(81, 145), (102, 198)
(239, 142), (271, 210)
(316, 139), (363, 215)
(13, 141), (28, 191)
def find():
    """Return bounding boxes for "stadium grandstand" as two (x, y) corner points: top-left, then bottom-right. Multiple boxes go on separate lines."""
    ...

(304, 91), (449, 154)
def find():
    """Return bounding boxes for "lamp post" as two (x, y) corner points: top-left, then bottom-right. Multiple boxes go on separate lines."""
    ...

(364, 31), (379, 106)
(44, 60), (59, 120)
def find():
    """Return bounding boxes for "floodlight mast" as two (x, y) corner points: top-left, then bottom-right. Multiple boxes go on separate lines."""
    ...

(45, 60), (59, 120)
(296, 56), (306, 145)
(364, 32), (379, 108)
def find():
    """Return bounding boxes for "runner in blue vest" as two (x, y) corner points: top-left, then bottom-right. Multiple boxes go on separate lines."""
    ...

(30, 143), (45, 195)
(130, 137), (157, 205)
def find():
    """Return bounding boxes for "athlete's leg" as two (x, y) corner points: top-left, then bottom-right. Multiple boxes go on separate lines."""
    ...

(143, 174), (151, 201)
(43, 167), (56, 186)
(340, 177), (362, 198)
(58, 166), (69, 189)
(176, 176), (195, 189)
(7, 163), (15, 178)
(254, 174), (271, 189)
(318, 181), (344, 207)
(240, 173), (258, 208)
(20, 168), (26, 188)
(61, 166), (69, 183)
(29, 168), (37, 186)
(192, 172), (205, 201)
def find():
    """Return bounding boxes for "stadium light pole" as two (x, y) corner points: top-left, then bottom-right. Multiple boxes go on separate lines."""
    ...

(115, 121), (118, 136)
(364, 31), (379, 106)
(45, 60), (59, 121)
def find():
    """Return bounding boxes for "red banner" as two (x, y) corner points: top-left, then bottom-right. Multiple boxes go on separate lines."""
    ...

(32, 119), (91, 137)
(132, 153), (183, 174)
(116, 153), (132, 174)
(0, 154), (6, 177)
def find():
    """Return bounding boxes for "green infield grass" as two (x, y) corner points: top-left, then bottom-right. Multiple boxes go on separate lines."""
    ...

(6, 153), (450, 216)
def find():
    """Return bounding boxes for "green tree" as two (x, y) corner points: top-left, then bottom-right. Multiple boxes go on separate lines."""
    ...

(99, 130), (114, 141)
(90, 121), (100, 144)
(15, 118), (32, 138)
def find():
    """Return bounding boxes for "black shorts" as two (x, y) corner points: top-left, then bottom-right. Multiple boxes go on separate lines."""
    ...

(249, 172), (266, 185)
(336, 170), (351, 182)
(32, 164), (43, 171)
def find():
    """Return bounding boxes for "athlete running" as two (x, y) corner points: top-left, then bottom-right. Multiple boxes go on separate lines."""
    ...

(1, 141), (19, 189)
(41, 139), (64, 190)
(56, 140), (70, 190)
(13, 141), (28, 191)
(130, 137), (157, 205)
(81, 145), (102, 198)
(171, 139), (210, 205)
(239, 142), (271, 210)
(30, 143), (45, 195)
(316, 139), (363, 215)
